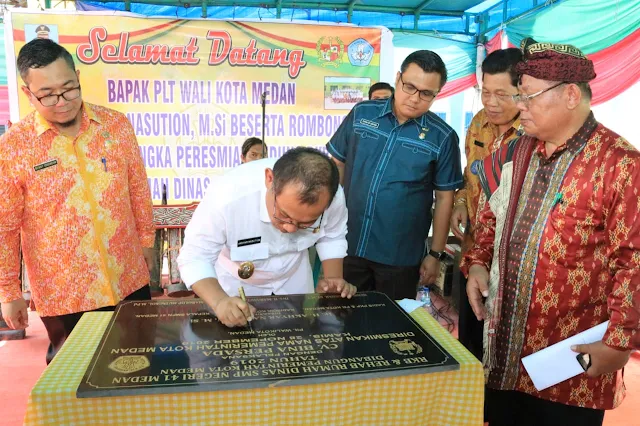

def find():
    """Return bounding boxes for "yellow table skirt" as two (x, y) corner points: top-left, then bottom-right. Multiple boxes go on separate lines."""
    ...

(25, 307), (484, 426)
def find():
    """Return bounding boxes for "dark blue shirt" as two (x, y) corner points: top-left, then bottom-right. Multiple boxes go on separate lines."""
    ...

(327, 98), (462, 266)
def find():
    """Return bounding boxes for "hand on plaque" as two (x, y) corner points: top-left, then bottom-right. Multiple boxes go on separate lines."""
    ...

(317, 278), (357, 299)
(213, 296), (256, 328)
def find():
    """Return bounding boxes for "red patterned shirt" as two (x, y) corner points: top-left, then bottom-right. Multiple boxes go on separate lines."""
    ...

(463, 113), (640, 409)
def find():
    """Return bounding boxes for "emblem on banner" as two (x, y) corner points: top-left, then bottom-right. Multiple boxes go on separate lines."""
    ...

(348, 38), (374, 66)
(316, 36), (345, 68)
(108, 355), (151, 374)
(389, 339), (423, 356)
(25, 23), (59, 43)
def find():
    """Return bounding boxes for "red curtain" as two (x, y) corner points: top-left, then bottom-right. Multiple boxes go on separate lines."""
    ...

(439, 74), (477, 100)
(589, 29), (640, 105)
(505, 29), (640, 106)
(485, 31), (503, 54)
(0, 86), (9, 126)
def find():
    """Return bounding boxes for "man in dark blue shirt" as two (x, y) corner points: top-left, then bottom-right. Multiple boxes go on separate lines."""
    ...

(326, 50), (462, 299)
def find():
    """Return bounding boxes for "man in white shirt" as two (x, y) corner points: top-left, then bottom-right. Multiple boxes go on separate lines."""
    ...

(178, 147), (356, 327)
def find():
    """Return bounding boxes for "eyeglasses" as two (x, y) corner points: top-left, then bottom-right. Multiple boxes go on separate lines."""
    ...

(481, 91), (516, 104)
(512, 82), (567, 107)
(273, 195), (324, 232)
(28, 85), (82, 107)
(399, 74), (438, 102)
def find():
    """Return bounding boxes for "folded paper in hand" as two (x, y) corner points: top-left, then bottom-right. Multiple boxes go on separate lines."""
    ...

(521, 321), (608, 391)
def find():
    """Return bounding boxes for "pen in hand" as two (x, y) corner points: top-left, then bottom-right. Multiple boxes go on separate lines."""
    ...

(238, 286), (254, 327)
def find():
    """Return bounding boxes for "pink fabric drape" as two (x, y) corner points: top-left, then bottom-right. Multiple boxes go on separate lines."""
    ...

(504, 30), (639, 106)
(438, 74), (478, 100)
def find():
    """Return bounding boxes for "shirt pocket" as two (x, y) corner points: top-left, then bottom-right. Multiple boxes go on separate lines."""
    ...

(354, 126), (381, 140)
(399, 139), (437, 156)
(549, 204), (604, 249)
(230, 242), (269, 262)
(393, 138), (436, 183)
(27, 158), (69, 207)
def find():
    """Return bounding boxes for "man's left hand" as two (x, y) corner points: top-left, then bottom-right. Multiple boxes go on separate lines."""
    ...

(317, 278), (357, 299)
(419, 255), (440, 285)
(571, 341), (631, 377)
(142, 247), (156, 274)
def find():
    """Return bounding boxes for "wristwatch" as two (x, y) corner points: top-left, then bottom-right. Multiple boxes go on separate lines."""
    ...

(428, 249), (447, 261)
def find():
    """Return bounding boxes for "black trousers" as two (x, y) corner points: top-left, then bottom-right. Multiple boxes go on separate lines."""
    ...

(40, 285), (151, 364)
(343, 256), (420, 300)
(486, 388), (605, 426)
(457, 275), (484, 361)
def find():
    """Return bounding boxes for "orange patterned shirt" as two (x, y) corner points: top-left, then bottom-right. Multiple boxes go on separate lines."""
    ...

(0, 103), (155, 317)
(455, 109), (521, 252)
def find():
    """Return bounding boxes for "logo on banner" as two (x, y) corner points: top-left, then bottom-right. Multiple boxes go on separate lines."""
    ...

(348, 38), (374, 66)
(24, 24), (59, 43)
(316, 36), (345, 68)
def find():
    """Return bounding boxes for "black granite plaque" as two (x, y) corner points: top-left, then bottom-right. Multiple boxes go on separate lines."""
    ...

(77, 292), (459, 398)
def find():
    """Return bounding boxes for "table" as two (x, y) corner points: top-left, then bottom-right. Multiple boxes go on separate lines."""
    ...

(25, 307), (484, 426)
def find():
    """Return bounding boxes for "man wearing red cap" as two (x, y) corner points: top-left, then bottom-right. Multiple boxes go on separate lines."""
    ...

(462, 38), (639, 425)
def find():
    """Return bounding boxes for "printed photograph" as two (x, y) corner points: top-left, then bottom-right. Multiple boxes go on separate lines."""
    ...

(324, 76), (370, 110)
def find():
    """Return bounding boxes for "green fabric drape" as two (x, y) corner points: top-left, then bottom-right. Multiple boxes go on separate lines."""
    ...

(506, 0), (640, 54)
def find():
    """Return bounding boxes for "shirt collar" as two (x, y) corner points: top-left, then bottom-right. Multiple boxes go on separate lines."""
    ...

(480, 111), (523, 137)
(34, 102), (102, 138)
(259, 184), (272, 223)
(377, 97), (394, 119)
(535, 112), (598, 160)
(378, 97), (429, 128)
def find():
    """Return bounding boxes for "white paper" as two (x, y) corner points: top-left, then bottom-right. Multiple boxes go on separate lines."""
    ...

(521, 321), (609, 391)
(397, 298), (424, 314)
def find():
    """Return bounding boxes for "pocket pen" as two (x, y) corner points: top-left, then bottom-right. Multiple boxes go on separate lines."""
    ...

(552, 192), (563, 208)
(101, 157), (107, 172)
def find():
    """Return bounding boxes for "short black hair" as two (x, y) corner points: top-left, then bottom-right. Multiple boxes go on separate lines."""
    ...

(17, 39), (76, 84)
(400, 50), (448, 88)
(272, 147), (339, 206)
(368, 82), (394, 99)
(242, 137), (265, 157)
(481, 48), (522, 87)
(575, 82), (592, 102)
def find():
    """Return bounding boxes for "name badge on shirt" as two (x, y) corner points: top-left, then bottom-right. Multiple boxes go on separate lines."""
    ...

(474, 140), (485, 148)
(238, 236), (262, 247)
(231, 243), (269, 262)
(33, 159), (58, 172)
(359, 119), (379, 128)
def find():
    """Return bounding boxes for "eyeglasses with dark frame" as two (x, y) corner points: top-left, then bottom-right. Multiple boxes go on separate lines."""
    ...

(272, 195), (324, 232)
(27, 85), (82, 107)
(399, 74), (439, 102)
(512, 82), (567, 107)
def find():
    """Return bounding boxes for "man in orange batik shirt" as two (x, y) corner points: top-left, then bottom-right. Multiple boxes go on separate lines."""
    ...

(450, 48), (523, 360)
(0, 39), (156, 363)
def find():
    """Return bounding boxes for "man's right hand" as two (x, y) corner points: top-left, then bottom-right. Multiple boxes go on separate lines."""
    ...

(1, 298), (29, 330)
(450, 204), (468, 240)
(212, 296), (256, 328)
(467, 265), (489, 321)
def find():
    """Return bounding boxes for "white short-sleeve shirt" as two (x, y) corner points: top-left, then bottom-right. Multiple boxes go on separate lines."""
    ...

(177, 158), (348, 297)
